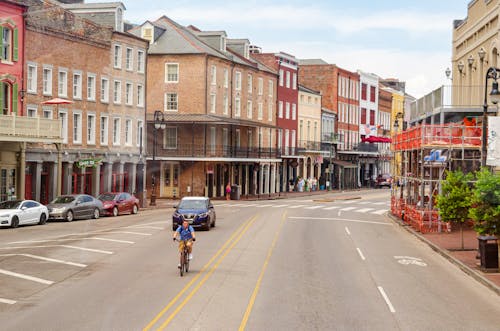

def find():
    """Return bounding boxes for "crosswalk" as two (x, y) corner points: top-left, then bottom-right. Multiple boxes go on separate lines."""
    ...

(216, 200), (389, 215)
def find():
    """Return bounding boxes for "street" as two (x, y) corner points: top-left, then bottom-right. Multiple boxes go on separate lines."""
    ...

(1, 191), (500, 331)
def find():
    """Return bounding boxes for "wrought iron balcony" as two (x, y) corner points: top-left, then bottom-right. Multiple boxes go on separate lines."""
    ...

(297, 140), (322, 152)
(0, 115), (62, 143)
(353, 142), (379, 153)
(148, 143), (281, 159)
(322, 133), (343, 144)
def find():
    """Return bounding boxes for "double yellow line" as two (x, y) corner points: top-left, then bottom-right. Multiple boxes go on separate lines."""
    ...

(143, 214), (259, 331)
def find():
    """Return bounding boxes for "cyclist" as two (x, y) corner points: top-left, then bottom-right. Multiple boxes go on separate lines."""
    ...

(173, 220), (196, 267)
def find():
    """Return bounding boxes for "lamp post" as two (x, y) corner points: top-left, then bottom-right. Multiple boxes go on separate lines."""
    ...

(482, 67), (500, 167)
(150, 110), (166, 206)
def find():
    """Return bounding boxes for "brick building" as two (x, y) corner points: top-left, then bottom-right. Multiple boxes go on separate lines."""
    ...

(21, 1), (148, 204)
(129, 17), (279, 199)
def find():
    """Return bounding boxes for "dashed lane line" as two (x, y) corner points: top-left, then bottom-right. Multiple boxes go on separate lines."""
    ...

(378, 286), (396, 313)
(0, 245), (114, 255)
(0, 269), (54, 285)
(0, 254), (86, 268)
(0, 298), (16, 305)
(356, 248), (366, 261)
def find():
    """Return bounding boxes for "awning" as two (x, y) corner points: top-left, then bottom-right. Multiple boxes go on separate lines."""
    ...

(361, 136), (392, 143)
(332, 160), (358, 168)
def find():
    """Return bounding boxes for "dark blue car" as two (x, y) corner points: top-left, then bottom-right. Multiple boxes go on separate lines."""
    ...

(172, 197), (216, 231)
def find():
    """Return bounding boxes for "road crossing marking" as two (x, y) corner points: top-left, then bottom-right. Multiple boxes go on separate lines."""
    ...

(0, 254), (86, 268)
(340, 207), (357, 211)
(9, 237), (134, 245)
(0, 298), (16, 305)
(0, 268), (54, 285)
(357, 208), (374, 213)
(128, 226), (163, 230)
(288, 205), (307, 209)
(104, 231), (152, 236)
(372, 209), (387, 215)
(305, 206), (323, 209)
(255, 204), (273, 208)
(371, 202), (387, 205)
(0, 245), (114, 255)
(341, 200), (358, 204)
(271, 204), (289, 208)
(323, 206), (340, 210)
(91, 237), (135, 244)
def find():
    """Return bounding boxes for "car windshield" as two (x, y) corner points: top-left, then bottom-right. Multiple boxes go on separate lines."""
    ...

(51, 196), (75, 204)
(178, 199), (207, 210)
(98, 193), (117, 201)
(0, 200), (22, 209)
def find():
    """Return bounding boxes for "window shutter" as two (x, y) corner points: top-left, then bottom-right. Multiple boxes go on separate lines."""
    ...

(0, 26), (3, 59)
(13, 28), (18, 61)
(12, 83), (18, 114)
(0, 82), (4, 114)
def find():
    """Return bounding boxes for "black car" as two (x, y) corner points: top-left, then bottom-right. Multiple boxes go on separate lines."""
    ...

(172, 197), (216, 231)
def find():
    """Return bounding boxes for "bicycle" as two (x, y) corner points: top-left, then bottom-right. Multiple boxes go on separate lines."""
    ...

(175, 238), (192, 276)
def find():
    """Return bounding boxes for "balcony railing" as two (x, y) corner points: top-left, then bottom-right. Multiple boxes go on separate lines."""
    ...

(148, 143), (281, 159)
(353, 142), (379, 153)
(0, 115), (62, 143)
(322, 133), (343, 144)
(297, 140), (322, 151)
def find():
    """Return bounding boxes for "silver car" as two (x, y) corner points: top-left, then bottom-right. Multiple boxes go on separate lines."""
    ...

(47, 194), (103, 222)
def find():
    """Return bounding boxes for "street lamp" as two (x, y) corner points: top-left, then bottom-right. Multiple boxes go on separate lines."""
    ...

(482, 67), (500, 167)
(150, 110), (166, 206)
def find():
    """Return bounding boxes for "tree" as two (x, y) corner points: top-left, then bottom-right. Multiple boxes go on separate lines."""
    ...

(436, 170), (473, 250)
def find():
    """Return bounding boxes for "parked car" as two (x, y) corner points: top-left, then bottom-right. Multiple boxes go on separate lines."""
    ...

(47, 194), (103, 222)
(172, 197), (216, 231)
(98, 192), (139, 217)
(0, 200), (49, 228)
(375, 174), (392, 189)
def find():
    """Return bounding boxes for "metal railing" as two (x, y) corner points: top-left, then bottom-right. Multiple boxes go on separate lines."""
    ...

(147, 143), (281, 159)
(0, 115), (62, 142)
(353, 143), (379, 153)
(321, 133), (343, 144)
(297, 140), (322, 151)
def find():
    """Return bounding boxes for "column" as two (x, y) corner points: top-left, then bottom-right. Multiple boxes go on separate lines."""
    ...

(244, 165), (249, 196)
(18, 142), (26, 200)
(259, 165), (264, 195)
(63, 162), (73, 194)
(118, 162), (125, 192)
(270, 164), (275, 194)
(129, 163), (137, 194)
(50, 161), (58, 201)
(34, 161), (42, 201)
(56, 143), (62, 197)
(103, 162), (113, 192)
(92, 164), (101, 196)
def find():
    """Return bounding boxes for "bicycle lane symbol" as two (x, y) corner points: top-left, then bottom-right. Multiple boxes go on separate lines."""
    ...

(394, 256), (427, 267)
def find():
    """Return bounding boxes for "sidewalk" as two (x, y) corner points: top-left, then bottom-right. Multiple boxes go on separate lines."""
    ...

(389, 216), (500, 295)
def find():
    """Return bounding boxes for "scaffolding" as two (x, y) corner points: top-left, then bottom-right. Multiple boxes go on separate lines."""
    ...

(391, 120), (483, 233)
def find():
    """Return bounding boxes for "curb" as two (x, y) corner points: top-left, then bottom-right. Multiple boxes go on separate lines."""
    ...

(387, 213), (500, 296)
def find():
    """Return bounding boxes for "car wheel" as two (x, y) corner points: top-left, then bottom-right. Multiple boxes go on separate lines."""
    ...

(38, 213), (47, 225)
(93, 208), (100, 219)
(204, 220), (211, 231)
(11, 216), (19, 228)
(112, 207), (119, 217)
(66, 210), (74, 222)
(211, 216), (216, 228)
(132, 204), (138, 214)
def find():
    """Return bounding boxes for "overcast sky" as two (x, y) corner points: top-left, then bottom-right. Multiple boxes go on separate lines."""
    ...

(91, 0), (468, 98)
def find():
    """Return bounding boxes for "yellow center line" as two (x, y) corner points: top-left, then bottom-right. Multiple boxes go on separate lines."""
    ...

(143, 214), (258, 331)
(239, 211), (287, 331)
(156, 214), (259, 330)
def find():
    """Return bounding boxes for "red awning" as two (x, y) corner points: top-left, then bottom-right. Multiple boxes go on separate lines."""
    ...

(361, 136), (392, 143)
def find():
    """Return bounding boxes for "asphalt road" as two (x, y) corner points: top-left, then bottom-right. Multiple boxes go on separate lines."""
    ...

(1, 190), (500, 331)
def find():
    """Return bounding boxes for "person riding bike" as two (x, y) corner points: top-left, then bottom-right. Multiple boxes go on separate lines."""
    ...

(173, 220), (196, 267)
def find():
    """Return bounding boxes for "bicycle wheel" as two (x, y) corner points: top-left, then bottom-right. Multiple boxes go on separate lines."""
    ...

(179, 251), (184, 277)
(185, 249), (190, 273)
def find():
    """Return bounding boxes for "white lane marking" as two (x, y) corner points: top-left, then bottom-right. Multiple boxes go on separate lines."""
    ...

(0, 269), (54, 285)
(378, 286), (396, 313)
(305, 206), (323, 210)
(0, 245), (114, 255)
(340, 207), (356, 211)
(342, 200), (357, 204)
(372, 210), (387, 215)
(345, 227), (351, 235)
(323, 206), (340, 210)
(394, 256), (427, 267)
(255, 205), (273, 208)
(357, 208), (374, 213)
(288, 205), (307, 209)
(91, 237), (135, 244)
(0, 254), (86, 268)
(372, 202), (387, 205)
(271, 204), (289, 208)
(288, 217), (392, 226)
(104, 231), (152, 236)
(356, 248), (366, 261)
(0, 298), (16, 305)
(127, 226), (163, 230)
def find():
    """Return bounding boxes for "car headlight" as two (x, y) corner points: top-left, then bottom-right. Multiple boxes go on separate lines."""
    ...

(172, 212), (181, 219)
(198, 212), (209, 218)
(50, 208), (65, 213)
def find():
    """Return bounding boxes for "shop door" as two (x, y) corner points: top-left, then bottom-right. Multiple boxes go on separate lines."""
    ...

(161, 163), (179, 198)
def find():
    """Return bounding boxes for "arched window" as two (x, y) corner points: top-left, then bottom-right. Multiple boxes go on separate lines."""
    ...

(0, 24), (18, 62)
(0, 81), (16, 115)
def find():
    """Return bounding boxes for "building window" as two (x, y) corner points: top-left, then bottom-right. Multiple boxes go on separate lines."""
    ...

(137, 120), (143, 147)
(292, 73), (297, 90)
(361, 83), (367, 100)
(278, 101), (283, 118)
(87, 114), (95, 144)
(164, 127), (177, 149)
(285, 102), (290, 119)
(211, 65), (217, 85)
(248, 74), (253, 93)
(166, 63), (179, 83)
(59, 111), (68, 144)
(43, 67), (52, 96)
(258, 78), (263, 95)
(268, 103), (272, 122)
(165, 93), (178, 111)
(137, 84), (144, 107)
(235, 97), (241, 117)
(292, 103), (296, 120)
(235, 129), (240, 148)
(137, 50), (145, 73)
(370, 109), (375, 125)
(1, 26), (14, 61)
(125, 119), (132, 145)
(279, 69), (284, 86)
(113, 118), (121, 145)
(235, 71), (241, 90)
(223, 94), (228, 115)
(224, 68), (229, 88)
(268, 80), (273, 98)
(210, 127), (216, 154)
(126, 47), (133, 71)
(73, 113), (82, 144)
(114, 44), (122, 69)
(58, 69), (68, 97)
(42, 108), (52, 119)
(101, 77), (109, 103)
(100, 116), (108, 145)
(370, 86), (376, 102)
(286, 71), (290, 88)
(87, 74), (96, 101)
(27, 106), (37, 117)
(125, 82), (133, 105)
(27, 64), (37, 93)
(258, 102), (263, 120)
(210, 93), (216, 113)
(361, 108), (367, 124)
(113, 80), (121, 104)
(247, 100), (252, 119)
(73, 72), (82, 99)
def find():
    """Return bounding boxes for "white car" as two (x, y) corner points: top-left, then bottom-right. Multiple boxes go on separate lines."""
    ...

(0, 200), (49, 228)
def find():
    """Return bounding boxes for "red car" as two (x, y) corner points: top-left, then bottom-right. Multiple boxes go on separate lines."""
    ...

(97, 192), (139, 217)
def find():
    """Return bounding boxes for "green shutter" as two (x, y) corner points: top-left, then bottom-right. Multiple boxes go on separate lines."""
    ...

(12, 83), (18, 114)
(13, 28), (18, 62)
(0, 82), (4, 114)
(0, 26), (3, 60)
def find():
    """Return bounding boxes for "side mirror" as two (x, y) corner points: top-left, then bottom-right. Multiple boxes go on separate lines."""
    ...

(21, 206), (27, 211)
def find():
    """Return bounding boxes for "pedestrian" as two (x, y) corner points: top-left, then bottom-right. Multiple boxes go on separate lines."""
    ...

(225, 183), (231, 200)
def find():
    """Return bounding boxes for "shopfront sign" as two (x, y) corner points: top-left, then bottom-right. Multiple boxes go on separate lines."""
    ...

(76, 158), (102, 169)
